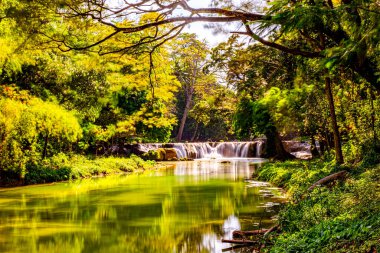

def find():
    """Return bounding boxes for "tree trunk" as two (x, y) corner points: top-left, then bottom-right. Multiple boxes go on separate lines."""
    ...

(324, 77), (344, 164)
(319, 139), (326, 154)
(308, 170), (347, 191)
(326, 132), (334, 151)
(264, 129), (293, 160)
(310, 135), (320, 158)
(191, 122), (199, 142)
(176, 92), (193, 142)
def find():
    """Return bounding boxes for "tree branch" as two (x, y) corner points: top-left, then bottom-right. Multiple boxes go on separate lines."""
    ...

(243, 23), (322, 58)
(308, 171), (347, 191)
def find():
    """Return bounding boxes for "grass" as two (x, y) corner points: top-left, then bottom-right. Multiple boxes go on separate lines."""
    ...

(255, 160), (380, 252)
(24, 153), (156, 185)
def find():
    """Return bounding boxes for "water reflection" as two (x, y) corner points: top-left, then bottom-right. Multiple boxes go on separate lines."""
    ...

(0, 159), (284, 253)
(172, 158), (266, 181)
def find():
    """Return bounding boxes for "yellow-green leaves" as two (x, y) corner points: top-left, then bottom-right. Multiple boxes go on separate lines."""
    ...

(0, 91), (82, 177)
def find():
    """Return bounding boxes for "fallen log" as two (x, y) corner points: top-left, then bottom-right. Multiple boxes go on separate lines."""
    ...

(233, 229), (269, 237)
(221, 239), (257, 245)
(308, 170), (347, 191)
(222, 245), (247, 252)
(263, 225), (279, 238)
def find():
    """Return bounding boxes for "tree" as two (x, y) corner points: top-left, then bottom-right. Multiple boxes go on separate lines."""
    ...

(234, 94), (292, 160)
(170, 34), (210, 141)
(1, 0), (378, 163)
(18, 0), (378, 92)
(188, 86), (236, 141)
(0, 86), (82, 178)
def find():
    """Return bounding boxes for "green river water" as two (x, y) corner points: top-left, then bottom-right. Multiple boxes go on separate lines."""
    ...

(0, 159), (285, 253)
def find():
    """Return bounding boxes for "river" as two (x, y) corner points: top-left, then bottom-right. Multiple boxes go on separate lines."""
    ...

(0, 158), (285, 253)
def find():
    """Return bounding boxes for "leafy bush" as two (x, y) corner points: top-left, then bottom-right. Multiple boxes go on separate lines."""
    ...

(256, 160), (341, 195)
(256, 161), (380, 252)
(25, 164), (71, 184)
(360, 140), (380, 168)
(20, 154), (155, 185)
(0, 94), (82, 179)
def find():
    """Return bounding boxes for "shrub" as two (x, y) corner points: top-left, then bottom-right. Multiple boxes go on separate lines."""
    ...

(256, 161), (380, 253)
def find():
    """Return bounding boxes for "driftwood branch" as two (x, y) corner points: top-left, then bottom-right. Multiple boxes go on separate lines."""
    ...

(233, 229), (269, 237)
(264, 225), (279, 238)
(221, 239), (257, 245)
(308, 170), (347, 191)
(222, 245), (246, 252)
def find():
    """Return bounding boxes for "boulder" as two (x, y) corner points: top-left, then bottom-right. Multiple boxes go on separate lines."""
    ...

(141, 148), (166, 161)
(164, 148), (178, 161)
(187, 150), (197, 159)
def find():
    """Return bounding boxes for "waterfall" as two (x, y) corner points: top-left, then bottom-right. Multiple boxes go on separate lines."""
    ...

(137, 143), (161, 153)
(256, 141), (263, 158)
(204, 146), (222, 159)
(240, 142), (251, 157)
(133, 141), (265, 159)
(173, 144), (187, 159)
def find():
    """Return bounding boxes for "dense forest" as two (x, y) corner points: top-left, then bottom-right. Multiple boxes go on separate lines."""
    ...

(1, 0), (379, 176)
(0, 0), (379, 252)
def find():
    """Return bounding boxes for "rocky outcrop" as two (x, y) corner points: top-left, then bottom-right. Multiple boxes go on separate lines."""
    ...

(282, 141), (313, 159)
(141, 148), (166, 161)
(164, 148), (178, 161)
(104, 140), (314, 161)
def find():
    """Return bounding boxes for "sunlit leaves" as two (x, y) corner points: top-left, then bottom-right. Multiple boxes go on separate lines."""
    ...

(0, 87), (82, 177)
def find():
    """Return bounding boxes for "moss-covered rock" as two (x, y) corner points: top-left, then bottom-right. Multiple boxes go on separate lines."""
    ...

(141, 148), (166, 161)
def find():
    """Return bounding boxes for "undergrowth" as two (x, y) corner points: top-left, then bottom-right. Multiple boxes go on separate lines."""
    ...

(256, 160), (380, 252)
(23, 154), (156, 185)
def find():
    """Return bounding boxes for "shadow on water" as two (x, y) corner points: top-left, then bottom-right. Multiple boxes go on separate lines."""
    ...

(0, 158), (285, 253)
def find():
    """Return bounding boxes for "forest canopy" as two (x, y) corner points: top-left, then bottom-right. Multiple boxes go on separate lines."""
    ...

(0, 2), (379, 252)
(0, 0), (379, 174)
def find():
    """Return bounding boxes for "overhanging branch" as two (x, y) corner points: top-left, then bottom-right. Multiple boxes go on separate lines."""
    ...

(243, 23), (322, 58)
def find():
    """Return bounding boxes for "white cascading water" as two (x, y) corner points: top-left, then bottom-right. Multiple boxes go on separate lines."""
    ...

(173, 144), (187, 159)
(137, 141), (264, 159)
(256, 141), (264, 158)
(203, 146), (222, 159)
(137, 143), (161, 153)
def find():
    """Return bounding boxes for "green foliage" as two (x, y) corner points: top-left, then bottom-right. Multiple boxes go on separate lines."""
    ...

(25, 165), (71, 184)
(234, 94), (275, 139)
(359, 140), (380, 168)
(260, 85), (316, 135)
(0, 6), (181, 149)
(141, 148), (166, 161)
(0, 88), (82, 178)
(23, 154), (155, 185)
(272, 215), (380, 253)
(256, 161), (380, 252)
(1, 53), (111, 121)
(257, 160), (339, 195)
(113, 87), (147, 116)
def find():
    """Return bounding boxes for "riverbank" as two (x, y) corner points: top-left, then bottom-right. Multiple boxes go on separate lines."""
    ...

(255, 160), (380, 252)
(0, 154), (156, 186)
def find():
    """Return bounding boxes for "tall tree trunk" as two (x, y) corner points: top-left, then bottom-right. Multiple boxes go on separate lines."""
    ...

(176, 92), (193, 142)
(319, 139), (326, 154)
(325, 132), (333, 151)
(191, 122), (199, 142)
(264, 129), (293, 160)
(325, 77), (344, 164)
(310, 135), (320, 158)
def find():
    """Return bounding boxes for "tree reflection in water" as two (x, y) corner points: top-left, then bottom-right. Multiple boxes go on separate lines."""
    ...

(0, 159), (284, 253)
